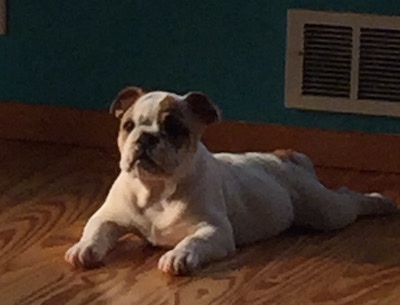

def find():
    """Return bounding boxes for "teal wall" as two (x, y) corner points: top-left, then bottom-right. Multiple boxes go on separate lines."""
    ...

(2, 1), (400, 134)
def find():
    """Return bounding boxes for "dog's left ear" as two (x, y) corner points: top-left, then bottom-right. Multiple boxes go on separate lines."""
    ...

(109, 86), (145, 119)
(184, 92), (220, 125)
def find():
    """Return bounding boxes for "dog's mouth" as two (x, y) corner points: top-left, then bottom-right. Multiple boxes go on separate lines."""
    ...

(128, 150), (164, 174)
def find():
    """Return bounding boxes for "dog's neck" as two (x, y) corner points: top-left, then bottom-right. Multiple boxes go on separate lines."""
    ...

(168, 143), (214, 201)
(135, 178), (176, 208)
(132, 142), (211, 208)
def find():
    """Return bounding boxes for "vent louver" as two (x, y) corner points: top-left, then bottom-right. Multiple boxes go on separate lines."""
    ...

(358, 28), (400, 102)
(301, 24), (353, 98)
(286, 9), (400, 118)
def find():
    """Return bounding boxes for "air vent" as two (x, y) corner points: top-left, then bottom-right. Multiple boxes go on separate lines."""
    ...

(302, 24), (352, 98)
(285, 9), (400, 118)
(358, 28), (400, 102)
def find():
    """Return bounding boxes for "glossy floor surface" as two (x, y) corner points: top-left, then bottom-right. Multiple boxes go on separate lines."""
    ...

(1, 140), (400, 305)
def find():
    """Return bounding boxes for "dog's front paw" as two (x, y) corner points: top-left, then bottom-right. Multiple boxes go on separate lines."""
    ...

(158, 248), (200, 275)
(65, 241), (105, 269)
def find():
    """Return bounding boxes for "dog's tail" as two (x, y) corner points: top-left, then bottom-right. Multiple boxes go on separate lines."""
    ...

(273, 149), (317, 177)
(290, 151), (317, 177)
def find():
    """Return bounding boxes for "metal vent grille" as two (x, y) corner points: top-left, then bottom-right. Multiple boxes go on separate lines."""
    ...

(286, 9), (400, 118)
(301, 24), (353, 98)
(358, 28), (400, 102)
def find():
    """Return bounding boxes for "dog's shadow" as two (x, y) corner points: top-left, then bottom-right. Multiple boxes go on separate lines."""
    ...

(194, 214), (400, 277)
(91, 214), (400, 278)
(102, 234), (162, 271)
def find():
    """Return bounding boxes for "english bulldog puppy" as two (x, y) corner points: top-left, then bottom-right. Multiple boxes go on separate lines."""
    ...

(65, 86), (398, 275)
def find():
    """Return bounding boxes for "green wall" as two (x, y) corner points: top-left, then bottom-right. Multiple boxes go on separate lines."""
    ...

(2, 1), (400, 133)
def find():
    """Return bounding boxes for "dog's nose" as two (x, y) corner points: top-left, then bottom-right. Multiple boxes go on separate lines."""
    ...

(137, 132), (159, 149)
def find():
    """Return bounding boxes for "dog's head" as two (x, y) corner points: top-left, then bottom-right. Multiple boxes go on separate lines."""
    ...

(109, 86), (220, 180)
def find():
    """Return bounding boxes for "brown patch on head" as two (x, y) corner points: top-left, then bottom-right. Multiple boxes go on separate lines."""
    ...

(157, 96), (191, 150)
(157, 96), (178, 121)
(272, 149), (297, 163)
(110, 86), (145, 119)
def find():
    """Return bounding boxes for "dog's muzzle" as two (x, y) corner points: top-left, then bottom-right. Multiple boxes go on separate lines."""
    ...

(137, 132), (159, 149)
(127, 132), (162, 173)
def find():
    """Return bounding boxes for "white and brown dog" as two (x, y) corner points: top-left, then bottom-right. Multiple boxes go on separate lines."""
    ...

(65, 86), (398, 275)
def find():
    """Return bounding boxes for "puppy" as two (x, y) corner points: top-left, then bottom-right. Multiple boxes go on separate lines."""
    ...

(65, 86), (398, 275)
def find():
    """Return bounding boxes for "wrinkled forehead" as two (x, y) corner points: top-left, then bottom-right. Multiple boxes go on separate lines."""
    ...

(130, 91), (182, 122)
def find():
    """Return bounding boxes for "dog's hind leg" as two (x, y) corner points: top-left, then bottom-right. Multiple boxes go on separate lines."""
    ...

(336, 186), (398, 216)
(292, 180), (398, 231)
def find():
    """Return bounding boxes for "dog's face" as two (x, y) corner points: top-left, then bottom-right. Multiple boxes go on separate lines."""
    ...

(109, 86), (220, 180)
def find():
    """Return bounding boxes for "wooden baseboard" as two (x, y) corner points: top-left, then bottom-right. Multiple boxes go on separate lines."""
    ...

(203, 123), (400, 173)
(0, 102), (118, 149)
(1, 101), (400, 173)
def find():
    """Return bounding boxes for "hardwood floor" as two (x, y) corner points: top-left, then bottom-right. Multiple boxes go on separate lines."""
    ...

(1, 139), (400, 305)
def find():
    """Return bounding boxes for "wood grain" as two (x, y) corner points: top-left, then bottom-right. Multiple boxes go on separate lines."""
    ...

(2, 101), (400, 173)
(1, 139), (400, 304)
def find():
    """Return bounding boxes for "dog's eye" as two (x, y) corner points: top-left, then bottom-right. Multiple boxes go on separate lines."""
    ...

(163, 116), (188, 137)
(122, 120), (135, 133)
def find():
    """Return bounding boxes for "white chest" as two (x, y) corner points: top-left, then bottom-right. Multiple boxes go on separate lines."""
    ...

(140, 200), (196, 247)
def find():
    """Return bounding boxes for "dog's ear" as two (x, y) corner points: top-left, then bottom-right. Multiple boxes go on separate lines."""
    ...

(184, 92), (220, 125)
(109, 86), (145, 119)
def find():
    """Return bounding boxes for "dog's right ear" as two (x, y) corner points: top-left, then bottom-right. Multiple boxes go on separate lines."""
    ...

(109, 86), (145, 119)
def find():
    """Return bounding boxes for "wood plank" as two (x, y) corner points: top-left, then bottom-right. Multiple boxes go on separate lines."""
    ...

(1, 139), (400, 305)
(1, 101), (400, 172)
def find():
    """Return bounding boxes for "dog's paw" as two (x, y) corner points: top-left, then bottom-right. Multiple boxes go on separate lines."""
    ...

(158, 248), (200, 275)
(367, 192), (399, 213)
(64, 241), (105, 269)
